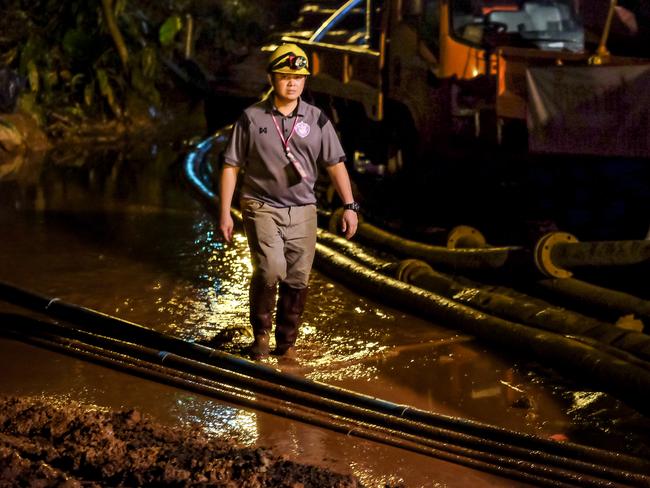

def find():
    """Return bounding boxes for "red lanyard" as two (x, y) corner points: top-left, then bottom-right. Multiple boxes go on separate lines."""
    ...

(271, 109), (307, 178)
(271, 111), (299, 151)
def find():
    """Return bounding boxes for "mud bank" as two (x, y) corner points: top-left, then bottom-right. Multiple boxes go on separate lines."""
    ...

(0, 396), (365, 487)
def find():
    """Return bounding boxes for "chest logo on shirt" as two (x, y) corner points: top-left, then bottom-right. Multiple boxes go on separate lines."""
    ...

(295, 121), (311, 138)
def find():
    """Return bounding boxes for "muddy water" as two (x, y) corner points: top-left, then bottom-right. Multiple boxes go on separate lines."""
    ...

(0, 142), (646, 487)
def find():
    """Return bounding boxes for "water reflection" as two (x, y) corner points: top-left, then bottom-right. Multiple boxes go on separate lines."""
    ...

(176, 396), (259, 445)
(1, 141), (649, 486)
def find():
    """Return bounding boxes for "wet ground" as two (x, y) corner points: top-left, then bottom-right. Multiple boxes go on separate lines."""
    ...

(1, 140), (649, 486)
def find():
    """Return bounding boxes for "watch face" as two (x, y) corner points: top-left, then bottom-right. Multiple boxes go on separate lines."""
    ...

(344, 202), (360, 212)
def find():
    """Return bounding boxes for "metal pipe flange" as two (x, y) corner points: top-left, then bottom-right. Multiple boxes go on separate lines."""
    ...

(447, 225), (487, 249)
(394, 259), (434, 283)
(534, 232), (578, 279)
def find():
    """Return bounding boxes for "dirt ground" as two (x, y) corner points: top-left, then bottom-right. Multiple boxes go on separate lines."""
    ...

(0, 396), (366, 487)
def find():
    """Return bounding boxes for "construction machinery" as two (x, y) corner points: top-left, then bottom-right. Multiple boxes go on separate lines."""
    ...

(273, 0), (650, 169)
(263, 0), (650, 241)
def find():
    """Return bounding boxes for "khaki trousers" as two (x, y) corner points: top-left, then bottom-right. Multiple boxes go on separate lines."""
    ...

(241, 198), (317, 289)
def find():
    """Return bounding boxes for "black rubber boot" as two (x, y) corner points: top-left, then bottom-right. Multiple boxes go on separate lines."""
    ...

(248, 277), (277, 359)
(273, 282), (308, 356)
(249, 332), (270, 360)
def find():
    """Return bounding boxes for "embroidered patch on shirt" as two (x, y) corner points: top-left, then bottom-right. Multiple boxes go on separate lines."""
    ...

(295, 121), (311, 138)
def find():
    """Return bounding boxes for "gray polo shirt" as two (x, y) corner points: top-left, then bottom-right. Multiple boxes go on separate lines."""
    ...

(223, 97), (346, 207)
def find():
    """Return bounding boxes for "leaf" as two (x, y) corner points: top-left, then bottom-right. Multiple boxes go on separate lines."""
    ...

(159, 14), (182, 47)
(27, 60), (39, 93)
(141, 45), (157, 79)
(63, 28), (94, 63)
(44, 70), (58, 90)
(115, 0), (127, 18)
(130, 65), (160, 107)
(84, 82), (94, 106)
(17, 93), (45, 126)
(19, 37), (43, 75)
(96, 68), (121, 117)
(0, 47), (18, 66)
(96, 69), (110, 97)
(67, 104), (85, 118)
(70, 73), (85, 89)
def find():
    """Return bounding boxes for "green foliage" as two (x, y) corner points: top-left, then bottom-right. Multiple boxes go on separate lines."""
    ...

(17, 93), (45, 126)
(115, 0), (127, 18)
(62, 28), (95, 64)
(193, 0), (270, 71)
(97, 67), (126, 118)
(84, 81), (95, 107)
(130, 45), (160, 107)
(159, 14), (182, 47)
(1, 48), (19, 67)
(8, 1), (149, 123)
(24, 62), (39, 94)
(3, 0), (278, 129)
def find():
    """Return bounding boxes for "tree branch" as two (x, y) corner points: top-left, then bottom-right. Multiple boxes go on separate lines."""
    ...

(101, 0), (129, 72)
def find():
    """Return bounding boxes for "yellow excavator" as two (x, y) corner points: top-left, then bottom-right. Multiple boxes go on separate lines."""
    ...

(273, 0), (650, 171)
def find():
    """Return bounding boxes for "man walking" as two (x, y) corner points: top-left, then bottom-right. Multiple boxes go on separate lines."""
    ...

(219, 43), (359, 359)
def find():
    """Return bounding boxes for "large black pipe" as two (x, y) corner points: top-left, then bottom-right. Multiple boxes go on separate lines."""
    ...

(552, 240), (650, 269)
(1, 281), (648, 479)
(2, 313), (646, 488)
(313, 244), (650, 416)
(537, 278), (650, 325)
(317, 230), (650, 364)
(354, 219), (527, 272)
(328, 210), (650, 321)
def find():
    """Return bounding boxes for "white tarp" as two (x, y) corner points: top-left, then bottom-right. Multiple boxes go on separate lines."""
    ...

(527, 64), (650, 157)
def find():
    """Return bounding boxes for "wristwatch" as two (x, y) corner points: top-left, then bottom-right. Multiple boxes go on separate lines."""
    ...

(343, 202), (361, 213)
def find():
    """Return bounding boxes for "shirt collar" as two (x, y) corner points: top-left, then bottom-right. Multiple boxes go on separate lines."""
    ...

(265, 95), (305, 117)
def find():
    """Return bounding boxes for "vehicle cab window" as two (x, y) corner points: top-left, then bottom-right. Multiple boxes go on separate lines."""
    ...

(450, 0), (584, 51)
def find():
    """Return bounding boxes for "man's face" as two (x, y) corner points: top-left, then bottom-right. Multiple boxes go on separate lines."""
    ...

(271, 73), (306, 102)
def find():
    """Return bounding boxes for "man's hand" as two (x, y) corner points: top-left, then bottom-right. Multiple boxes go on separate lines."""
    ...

(220, 212), (234, 243)
(325, 162), (358, 239)
(218, 165), (240, 244)
(340, 209), (358, 239)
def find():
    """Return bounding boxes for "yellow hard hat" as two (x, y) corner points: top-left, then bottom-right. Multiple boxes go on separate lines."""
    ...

(267, 43), (310, 75)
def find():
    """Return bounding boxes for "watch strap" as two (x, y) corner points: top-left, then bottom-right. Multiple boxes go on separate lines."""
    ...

(343, 202), (360, 213)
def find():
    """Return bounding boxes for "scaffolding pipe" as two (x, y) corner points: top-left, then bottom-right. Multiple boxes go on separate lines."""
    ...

(3, 313), (642, 487)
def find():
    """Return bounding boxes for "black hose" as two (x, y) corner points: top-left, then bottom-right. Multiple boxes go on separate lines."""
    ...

(354, 219), (527, 272)
(552, 240), (650, 269)
(317, 230), (650, 365)
(314, 244), (650, 417)
(2, 313), (646, 488)
(1, 283), (649, 482)
(537, 278), (650, 326)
